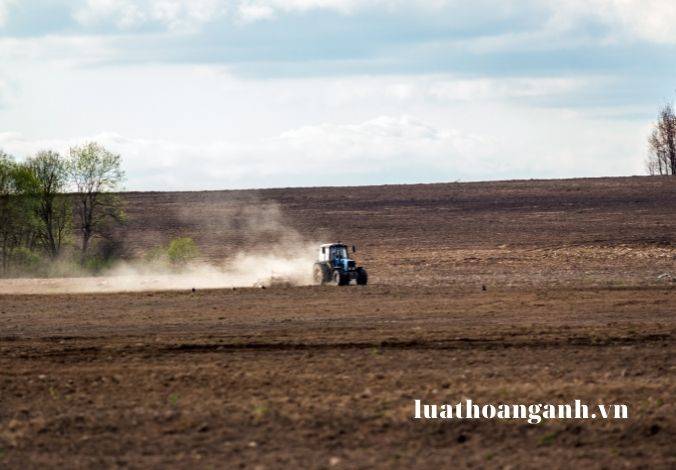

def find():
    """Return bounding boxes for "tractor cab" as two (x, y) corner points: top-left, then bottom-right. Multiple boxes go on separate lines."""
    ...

(319, 243), (352, 265)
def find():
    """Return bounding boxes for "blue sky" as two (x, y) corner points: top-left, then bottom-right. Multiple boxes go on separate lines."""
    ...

(0, 0), (675, 190)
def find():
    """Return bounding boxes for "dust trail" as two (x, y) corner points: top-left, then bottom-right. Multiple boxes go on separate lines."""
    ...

(0, 245), (318, 294)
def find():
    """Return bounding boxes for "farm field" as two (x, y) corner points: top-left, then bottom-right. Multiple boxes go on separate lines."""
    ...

(1, 176), (675, 468)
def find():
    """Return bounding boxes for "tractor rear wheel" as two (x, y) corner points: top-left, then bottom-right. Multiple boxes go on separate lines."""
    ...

(356, 267), (368, 285)
(313, 263), (331, 285)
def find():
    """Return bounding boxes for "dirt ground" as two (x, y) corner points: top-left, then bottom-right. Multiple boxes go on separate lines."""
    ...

(1, 176), (675, 468)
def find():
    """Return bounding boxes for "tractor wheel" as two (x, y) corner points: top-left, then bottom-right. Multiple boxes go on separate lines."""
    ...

(313, 263), (331, 285)
(332, 270), (349, 286)
(356, 267), (368, 285)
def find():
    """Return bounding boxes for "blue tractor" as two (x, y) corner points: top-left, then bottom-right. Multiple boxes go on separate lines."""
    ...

(313, 243), (368, 286)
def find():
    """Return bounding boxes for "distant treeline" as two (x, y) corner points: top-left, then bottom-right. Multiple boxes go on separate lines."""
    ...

(0, 143), (125, 276)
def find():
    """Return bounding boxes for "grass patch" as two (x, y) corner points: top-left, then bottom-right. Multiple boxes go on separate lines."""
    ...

(539, 430), (559, 446)
(253, 404), (268, 419)
(168, 393), (180, 406)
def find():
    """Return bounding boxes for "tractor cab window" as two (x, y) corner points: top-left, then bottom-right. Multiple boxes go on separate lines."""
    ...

(330, 246), (348, 260)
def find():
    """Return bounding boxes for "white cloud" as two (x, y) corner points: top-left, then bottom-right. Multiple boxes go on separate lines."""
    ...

(74, 0), (229, 31)
(599, 0), (676, 44)
(152, 0), (228, 30)
(418, 77), (588, 101)
(238, 3), (275, 22)
(0, 116), (501, 190)
(0, 35), (117, 68)
(313, 76), (594, 107)
(545, 0), (676, 44)
(67, 0), (676, 44)
(72, 0), (453, 28)
(237, 0), (676, 44)
(241, 0), (374, 16)
(0, 77), (12, 107)
(278, 115), (496, 169)
(0, 0), (17, 26)
(74, 0), (147, 29)
(2, 0), (675, 45)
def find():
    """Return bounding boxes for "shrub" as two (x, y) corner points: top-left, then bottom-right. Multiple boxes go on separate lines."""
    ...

(166, 237), (200, 266)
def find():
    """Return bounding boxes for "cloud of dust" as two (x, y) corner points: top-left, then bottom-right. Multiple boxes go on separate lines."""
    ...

(0, 201), (325, 295)
(104, 242), (318, 291)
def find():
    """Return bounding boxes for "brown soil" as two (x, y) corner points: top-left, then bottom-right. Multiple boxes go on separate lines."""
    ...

(1, 176), (675, 468)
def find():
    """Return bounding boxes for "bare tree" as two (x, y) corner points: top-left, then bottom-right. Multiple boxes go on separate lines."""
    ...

(647, 103), (676, 176)
(26, 150), (71, 259)
(68, 142), (125, 261)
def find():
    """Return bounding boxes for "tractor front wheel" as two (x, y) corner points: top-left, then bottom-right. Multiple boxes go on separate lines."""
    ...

(332, 270), (349, 286)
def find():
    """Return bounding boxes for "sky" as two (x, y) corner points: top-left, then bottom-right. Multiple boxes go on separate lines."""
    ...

(0, 0), (675, 190)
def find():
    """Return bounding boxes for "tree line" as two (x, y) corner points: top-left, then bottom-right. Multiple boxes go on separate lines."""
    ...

(0, 143), (125, 276)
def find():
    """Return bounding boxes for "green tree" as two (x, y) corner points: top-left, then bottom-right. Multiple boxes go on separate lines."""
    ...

(0, 151), (18, 273)
(26, 150), (71, 259)
(68, 142), (125, 261)
(0, 152), (40, 274)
